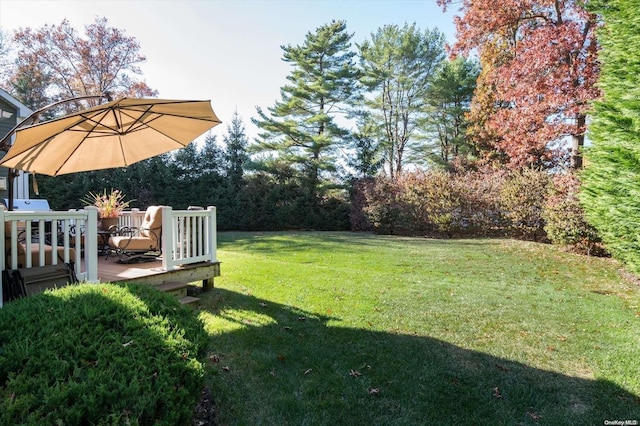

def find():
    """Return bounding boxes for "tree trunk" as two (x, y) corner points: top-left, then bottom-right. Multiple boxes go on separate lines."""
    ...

(571, 114), (586, 169)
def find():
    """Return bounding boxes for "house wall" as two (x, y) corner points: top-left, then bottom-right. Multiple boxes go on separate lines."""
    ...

(0, 97), (17, 201)
(0, 94), (32, 201)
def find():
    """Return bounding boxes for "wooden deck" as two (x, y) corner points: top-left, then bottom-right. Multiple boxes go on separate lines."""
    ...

(0, 207), (221, 307)
(97, 255), (221, 288)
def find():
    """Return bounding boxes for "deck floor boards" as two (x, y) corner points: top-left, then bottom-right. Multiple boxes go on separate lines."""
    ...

(97, 256), (166, 283)
(95, 256), (220, 287)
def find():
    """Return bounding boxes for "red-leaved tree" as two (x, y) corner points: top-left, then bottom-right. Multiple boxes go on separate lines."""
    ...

(8, 17), (156, 111)
(438, 0), (600, 169)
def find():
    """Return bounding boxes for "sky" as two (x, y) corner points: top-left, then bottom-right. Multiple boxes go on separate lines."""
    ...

(0, 0), (460, 143)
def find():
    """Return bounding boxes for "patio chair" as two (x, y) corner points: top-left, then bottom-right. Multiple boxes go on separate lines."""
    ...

(107, 206), (163, 263)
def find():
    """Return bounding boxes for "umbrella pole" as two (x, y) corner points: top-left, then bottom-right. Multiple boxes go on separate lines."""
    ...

(6, 169), (15, 211)
(5, 169), (21, 211)
(0, 93), (112, 210)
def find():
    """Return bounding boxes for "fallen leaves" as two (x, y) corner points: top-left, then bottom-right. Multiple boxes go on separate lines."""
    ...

(527, 410), (542, 420)
(492, 387), (502, 399)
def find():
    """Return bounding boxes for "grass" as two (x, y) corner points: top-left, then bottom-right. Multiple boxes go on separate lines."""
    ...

(196, 231), (639, 425)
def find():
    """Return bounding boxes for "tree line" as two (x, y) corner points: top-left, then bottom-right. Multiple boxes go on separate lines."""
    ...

(2, 1), (640, 273)
(0, 17), (480, 229)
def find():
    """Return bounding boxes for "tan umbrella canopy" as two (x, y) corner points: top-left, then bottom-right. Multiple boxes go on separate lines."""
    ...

(0, 98), (221, 176)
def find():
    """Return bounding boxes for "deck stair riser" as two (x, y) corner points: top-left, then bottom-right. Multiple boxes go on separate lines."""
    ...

(155, 281), (189, 298)
(178, 296), (200, 305)
(155, 281), (201, 305)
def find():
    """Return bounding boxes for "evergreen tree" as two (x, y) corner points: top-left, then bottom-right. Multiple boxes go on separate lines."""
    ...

(197, 134), (225, 211)
(581, 0), (640, 273)
(223, 110), (249, 191)
(171, 143), (201, 181)
(199, 134), (225, 178)
(252, 20), (359, 222)
(358, 23), (446, 178)
(421, 57), (479, 169)
(348, 111), (384, 178)
(218, 111), (249, 229)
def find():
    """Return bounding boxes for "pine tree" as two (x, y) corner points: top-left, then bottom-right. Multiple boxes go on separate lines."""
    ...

(348, 111), (384, 178)
(358, 23), (446, 178)
(251, 20), (359, 219)
(223, 110), (249, 191)
(421, 57), (479, 168)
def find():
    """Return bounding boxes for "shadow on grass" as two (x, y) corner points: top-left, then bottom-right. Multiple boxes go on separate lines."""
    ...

(203, 287), (639, 425)
(0, 283), (207, 425)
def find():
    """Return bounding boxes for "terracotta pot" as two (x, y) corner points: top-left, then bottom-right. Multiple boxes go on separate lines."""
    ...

(100, 217), (119, 231)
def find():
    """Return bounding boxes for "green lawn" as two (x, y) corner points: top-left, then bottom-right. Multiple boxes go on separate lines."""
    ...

(197, 232), (640, 425)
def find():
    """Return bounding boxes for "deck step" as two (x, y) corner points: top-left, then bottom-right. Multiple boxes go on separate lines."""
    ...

(179, 296), (200, 305)
(156, 281), (188, 297)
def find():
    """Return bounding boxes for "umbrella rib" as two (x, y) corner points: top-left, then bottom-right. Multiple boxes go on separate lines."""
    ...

(51, 113), (105, 175)
(120, 105), (154, 134)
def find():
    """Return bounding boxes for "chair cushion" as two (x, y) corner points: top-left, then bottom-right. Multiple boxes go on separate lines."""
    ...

(8, 243), (75, 268)
(4, 220), (27, 258)
(109, 235), (159, 251)
(139, 206), (163, 239)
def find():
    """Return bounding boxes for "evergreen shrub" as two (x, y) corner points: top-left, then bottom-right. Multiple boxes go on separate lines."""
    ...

(0, 283), (208, 425)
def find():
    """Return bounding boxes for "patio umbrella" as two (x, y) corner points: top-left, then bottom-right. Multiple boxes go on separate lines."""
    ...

(0, 98), (221, 176)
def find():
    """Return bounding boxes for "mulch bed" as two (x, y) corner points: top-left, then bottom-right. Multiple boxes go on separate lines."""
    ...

(192, 386), (216, 426)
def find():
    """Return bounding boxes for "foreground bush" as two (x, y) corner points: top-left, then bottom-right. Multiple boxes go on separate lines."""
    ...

(0, 283), (208, 425)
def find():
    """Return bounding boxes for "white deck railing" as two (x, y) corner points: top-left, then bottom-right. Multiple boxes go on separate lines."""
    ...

(118, 208), (144, 229)
(162, 206), (218, 270)
(0, 205), (217, 307)
(0, 206), (100, 308)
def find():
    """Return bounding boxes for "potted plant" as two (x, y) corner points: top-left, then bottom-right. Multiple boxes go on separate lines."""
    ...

(82, 189), (132, 230)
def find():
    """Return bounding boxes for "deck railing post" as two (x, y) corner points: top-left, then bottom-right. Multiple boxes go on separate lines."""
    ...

(207, 206), (217, 263)
(84, 207), (99, 282)
(161, 206), (173, 271)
